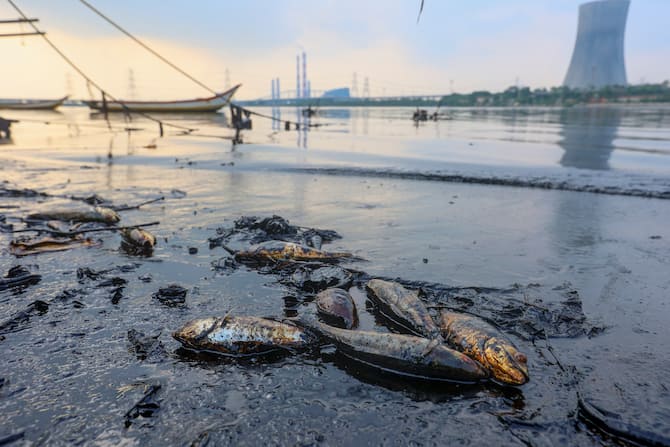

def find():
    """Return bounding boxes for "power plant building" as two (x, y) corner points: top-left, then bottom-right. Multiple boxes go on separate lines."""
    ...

(563, 0), (630, 89)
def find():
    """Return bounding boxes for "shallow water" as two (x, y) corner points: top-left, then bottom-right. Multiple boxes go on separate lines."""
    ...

(1, 105), (669, 446)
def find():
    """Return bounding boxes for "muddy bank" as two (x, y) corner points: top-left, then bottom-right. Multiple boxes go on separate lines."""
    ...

(1, 107), (669, 445)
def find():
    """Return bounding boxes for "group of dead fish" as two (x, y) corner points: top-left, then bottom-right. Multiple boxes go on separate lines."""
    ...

(8, 206), (155, 256)
(7, 206), (529, 386)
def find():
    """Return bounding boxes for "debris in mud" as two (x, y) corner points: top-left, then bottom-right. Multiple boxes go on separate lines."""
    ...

(138, 274), (153, 283)
(97, 277), (128, 288)
(0, 184), (48, 199)
(0, 432), (25, 446)
(518, 289), (606, 339)
(211, 257), (238, 275)
(0, 265), (41, 291)
(111, 196), (164, 212)
(170, 189), (187, 199)
(127, 329), (166, 361)
(208, 214), (342, 248)
(236, 214), (293, 234)
(54, 288), (83, 302)
(421, 282), (606, 341)
(0, 214), (12, 232)
(153, 284), (187, 307)
(0, 300), (49, 335)
(77, 267), (110, 282)
(577, 395), (670, 447)
(10, 236), (102, 257)
(188, 247), (198, 255)
(68, 193), (110, 206)
(123, 383), (162, 427)
(285, 264), (354, 294)
(110, 287), (125, 305)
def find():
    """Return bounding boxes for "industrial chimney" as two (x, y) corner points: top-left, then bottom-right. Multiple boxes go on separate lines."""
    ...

(563, 0), (630, 89)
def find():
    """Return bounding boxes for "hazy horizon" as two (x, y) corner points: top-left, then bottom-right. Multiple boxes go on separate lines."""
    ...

(0, 0), (668, 100)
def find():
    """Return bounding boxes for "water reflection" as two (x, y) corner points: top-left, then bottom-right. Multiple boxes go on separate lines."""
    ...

(271, 106), (281, 132)
(558, 107), (622, 170)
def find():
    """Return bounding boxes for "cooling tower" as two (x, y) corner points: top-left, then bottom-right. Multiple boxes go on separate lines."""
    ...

(563, 0), (630, 89)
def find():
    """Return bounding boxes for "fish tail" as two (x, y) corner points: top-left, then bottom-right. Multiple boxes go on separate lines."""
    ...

(221, 244), (236, 256)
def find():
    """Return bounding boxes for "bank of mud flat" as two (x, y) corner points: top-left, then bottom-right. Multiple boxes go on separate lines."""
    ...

(1, 178), (669, 447)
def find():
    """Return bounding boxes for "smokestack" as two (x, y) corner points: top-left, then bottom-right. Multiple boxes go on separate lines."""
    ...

(296, 55), (301, 99)
(302, 51), (307, 99)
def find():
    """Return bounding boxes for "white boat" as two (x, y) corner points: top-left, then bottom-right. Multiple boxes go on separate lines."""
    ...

(0, 95), (68, 110)
(84, 84), (240, 113)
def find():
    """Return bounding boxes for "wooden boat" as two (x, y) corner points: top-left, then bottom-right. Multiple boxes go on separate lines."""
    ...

(84, 84), (241, 113)
(0, 95), (68, 110)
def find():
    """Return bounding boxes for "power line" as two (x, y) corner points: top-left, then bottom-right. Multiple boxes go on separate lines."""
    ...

(78, 0), (217, 95)
(76, 1), (322, 131)
(5, 0), (195, 135)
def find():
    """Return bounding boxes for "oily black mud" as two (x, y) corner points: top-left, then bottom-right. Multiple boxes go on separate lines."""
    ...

(1, 195), (667, 446)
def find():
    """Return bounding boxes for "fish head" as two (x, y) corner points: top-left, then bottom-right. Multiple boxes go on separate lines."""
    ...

(483, 337), (529, 385)
(132, 229), (156, 249)
(172, 317), (220, 347)
(95, 207), (121, 224)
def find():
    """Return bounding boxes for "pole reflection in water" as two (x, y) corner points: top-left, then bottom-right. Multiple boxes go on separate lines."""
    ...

(271, 106), (281, 132)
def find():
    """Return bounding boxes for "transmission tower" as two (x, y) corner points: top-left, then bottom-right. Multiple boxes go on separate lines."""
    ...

(65, 72), (74, 97)
(362, 77), (370, 98)
(127, 68), (137, 100)
(351, 72), (359, 98)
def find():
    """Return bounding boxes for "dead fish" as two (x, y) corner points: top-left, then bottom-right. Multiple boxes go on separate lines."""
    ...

(308, 320), (487, 383)
(440, 311), (529, 385)
(366, 279), (441, 339)
(9, 236), (101, 257)
(315, 288), (358, 329)
(120, 227), (156, 251)
(230, 241), (352, 264)
(27, 206), (120, 224)
(173, 315), (314, 356)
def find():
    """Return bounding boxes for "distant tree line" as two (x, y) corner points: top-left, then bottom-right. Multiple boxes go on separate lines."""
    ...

(239, 82), (670, 108)
(433, 82), (670, 107)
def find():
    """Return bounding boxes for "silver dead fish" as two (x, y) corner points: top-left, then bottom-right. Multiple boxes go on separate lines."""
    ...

(440, 311), (529, 385)
(173, 315), (314, 356)
(27, 206), (120, 225)
(308, 320), (487, 383)
(232, 241), (352, 264)
(365, 279), (441, 339)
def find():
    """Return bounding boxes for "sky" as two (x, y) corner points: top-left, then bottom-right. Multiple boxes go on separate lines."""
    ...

(0, 0), (668, 100)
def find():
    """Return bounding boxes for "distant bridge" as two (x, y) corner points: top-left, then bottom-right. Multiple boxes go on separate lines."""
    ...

(242, 89), (449, 104)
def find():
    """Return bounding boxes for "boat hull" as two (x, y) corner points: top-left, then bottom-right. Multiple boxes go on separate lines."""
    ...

(0, 96), (68, 110)
(84, 85), (240, 113)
